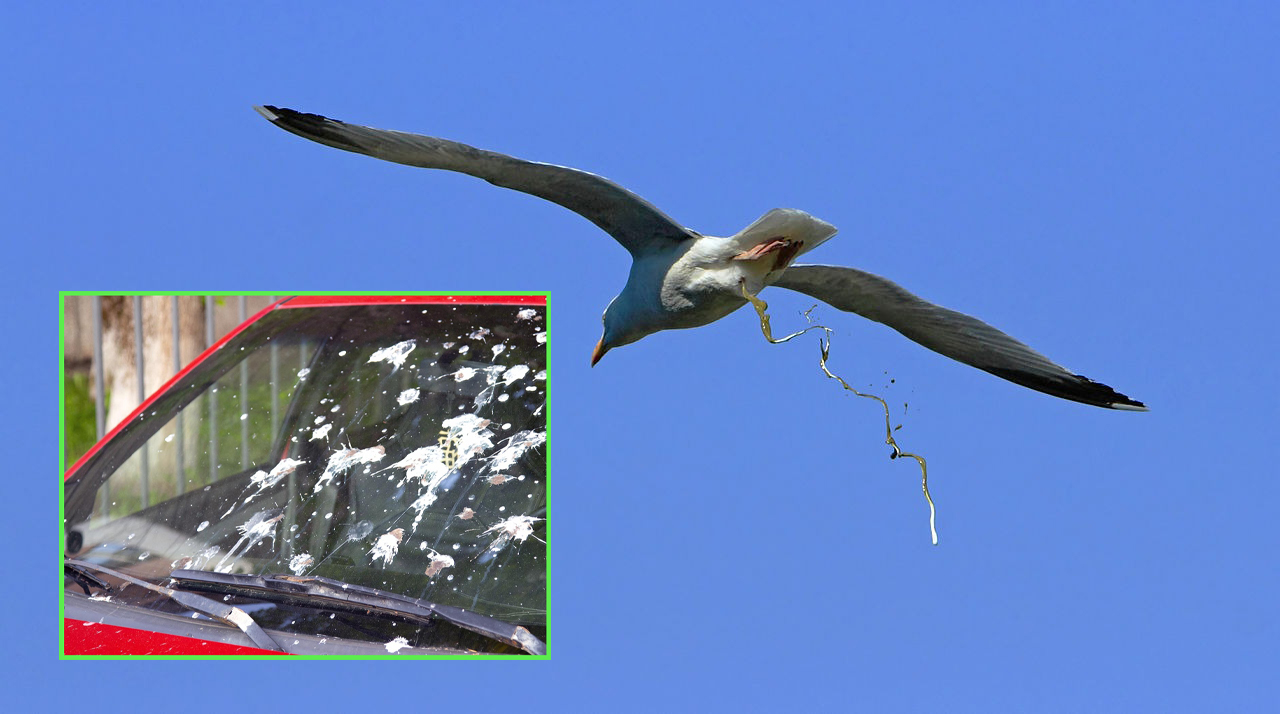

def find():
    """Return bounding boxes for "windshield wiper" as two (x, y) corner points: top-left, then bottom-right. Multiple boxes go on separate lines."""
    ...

(168, 569), (546, 655)
(63, 558), (285, 653)
(64, 560), (112, 595)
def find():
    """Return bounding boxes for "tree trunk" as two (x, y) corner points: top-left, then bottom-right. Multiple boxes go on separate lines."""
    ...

(99, 296), (207, 431)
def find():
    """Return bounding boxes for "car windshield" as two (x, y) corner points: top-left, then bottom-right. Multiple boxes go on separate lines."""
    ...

(64, 300), (547, 645)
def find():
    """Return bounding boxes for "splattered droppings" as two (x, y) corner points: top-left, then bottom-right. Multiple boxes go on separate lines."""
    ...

(385, 636), (410, 653)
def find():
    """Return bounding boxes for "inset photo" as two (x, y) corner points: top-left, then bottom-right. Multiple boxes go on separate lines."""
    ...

(61, 294), (547, 658)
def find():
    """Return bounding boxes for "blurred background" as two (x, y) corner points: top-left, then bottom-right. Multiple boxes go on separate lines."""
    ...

(62, 295), (273, 466)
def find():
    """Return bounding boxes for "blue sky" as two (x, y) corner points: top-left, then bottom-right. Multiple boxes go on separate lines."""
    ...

(13, 1), (1278, 710)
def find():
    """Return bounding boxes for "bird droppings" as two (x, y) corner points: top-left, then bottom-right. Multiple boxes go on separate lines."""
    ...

(310, 423), (333, 441)
(481, 515), (544, 560)
(246, 458), (306, 500)
(397, 388), (421, 406)
(315, 446), (386, 493)
(288, 553), (314, 575)
(408, 491), (439, 531)
(385, 636), (410, 653)
(196, 521), (209, 532)
(368, 340), (417, 371)
(516, 308), (539, 321)
(487, 430), (547, 475)
(818, 337), (937, 545)
(473, 365), (513, 408)
(370, 528), (405, 566)
(424, 550), (455, 577)
(296, 368), (311, 379)
(180, 546), (220, 571)
(502, 364), (530, 386)
(215, 510), (284, 572)
(742, 282), (939, 545)
(458, 507), (476, 520)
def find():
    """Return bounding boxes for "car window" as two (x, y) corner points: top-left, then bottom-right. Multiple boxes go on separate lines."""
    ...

(65, 302), (547, 645)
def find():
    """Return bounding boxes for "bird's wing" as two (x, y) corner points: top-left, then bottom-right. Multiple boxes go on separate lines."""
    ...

(773, 264), (1147, 410)
(254, 105), (693, 257)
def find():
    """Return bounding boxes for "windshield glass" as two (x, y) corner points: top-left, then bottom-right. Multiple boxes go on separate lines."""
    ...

(65, 300), (547, 644)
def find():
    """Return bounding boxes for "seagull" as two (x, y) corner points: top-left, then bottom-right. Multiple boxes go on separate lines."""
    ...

(254, 105), (1146, 410)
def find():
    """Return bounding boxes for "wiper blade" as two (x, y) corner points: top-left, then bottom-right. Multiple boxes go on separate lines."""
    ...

(64, 561), (111, 595)
(168, 569), (546, 656)
(63, 559), (285, 653)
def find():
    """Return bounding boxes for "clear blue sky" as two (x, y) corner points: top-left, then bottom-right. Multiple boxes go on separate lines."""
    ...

(12, 1), (1277, 709)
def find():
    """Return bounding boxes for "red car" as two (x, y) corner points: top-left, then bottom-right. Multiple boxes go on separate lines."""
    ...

(63, 295), (547, 656)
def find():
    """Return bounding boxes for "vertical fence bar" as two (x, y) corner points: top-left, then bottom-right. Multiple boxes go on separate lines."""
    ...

(172, 296), (185, 495)
(92, 297), (105, 440)
(239, 296), (250, 470)
(92, 297), (107, 517)
(206, 295), (217, 484)
(269, 296), (279, 438)
(134, 296), (149, 509)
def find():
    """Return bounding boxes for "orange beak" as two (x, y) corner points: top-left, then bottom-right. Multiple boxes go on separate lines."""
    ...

(591, 339), (608, 367)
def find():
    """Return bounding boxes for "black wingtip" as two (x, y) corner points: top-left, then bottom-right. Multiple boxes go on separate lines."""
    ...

(988, 368), (1148, 411)
(254, 105), (330, 127)
(252, 105), (367, 154)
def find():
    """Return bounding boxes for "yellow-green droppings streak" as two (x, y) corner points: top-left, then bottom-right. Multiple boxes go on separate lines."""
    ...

(740, 281), (939, 545)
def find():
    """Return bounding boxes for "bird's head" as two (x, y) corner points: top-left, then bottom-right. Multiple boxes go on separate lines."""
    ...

(591, 297), (649, 366)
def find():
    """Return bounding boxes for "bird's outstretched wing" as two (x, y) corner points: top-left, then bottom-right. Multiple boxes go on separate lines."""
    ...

(254, 105), (694, 257)
(774, 264), (1147, 410)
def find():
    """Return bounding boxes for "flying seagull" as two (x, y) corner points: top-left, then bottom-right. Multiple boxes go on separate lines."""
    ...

(254, 105), (1146, 410)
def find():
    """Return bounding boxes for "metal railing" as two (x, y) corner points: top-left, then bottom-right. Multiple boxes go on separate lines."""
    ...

(78, 295), (277, 495)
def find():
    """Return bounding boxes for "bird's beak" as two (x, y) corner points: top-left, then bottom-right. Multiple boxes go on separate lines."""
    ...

(590, 339), (608, 367)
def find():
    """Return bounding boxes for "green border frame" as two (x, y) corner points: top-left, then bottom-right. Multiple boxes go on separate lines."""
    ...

(59, 291), (550, 661)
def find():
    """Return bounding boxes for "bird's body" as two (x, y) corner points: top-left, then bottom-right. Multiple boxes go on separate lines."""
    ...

(255, 105), (1146, 410)
(610, 208), (838, 344)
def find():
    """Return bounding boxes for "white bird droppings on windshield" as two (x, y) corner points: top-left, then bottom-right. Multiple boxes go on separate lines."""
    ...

(425, 551), (455, 578)
(369, 528), (405, 566)
(487, 431), (547, 475)
(385, 636), (410, 653)
(481, 515), (544, 560)
(248, 458), (306, 492)
(501, 364), (529, 386)
(397, 388), (421, 406)
(310, 423), (332, 441)
(215, 510), (284, 572)
(288, 553), (314, 575)
(315, 446), (385, 493)
(368, 340), (416, 371)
